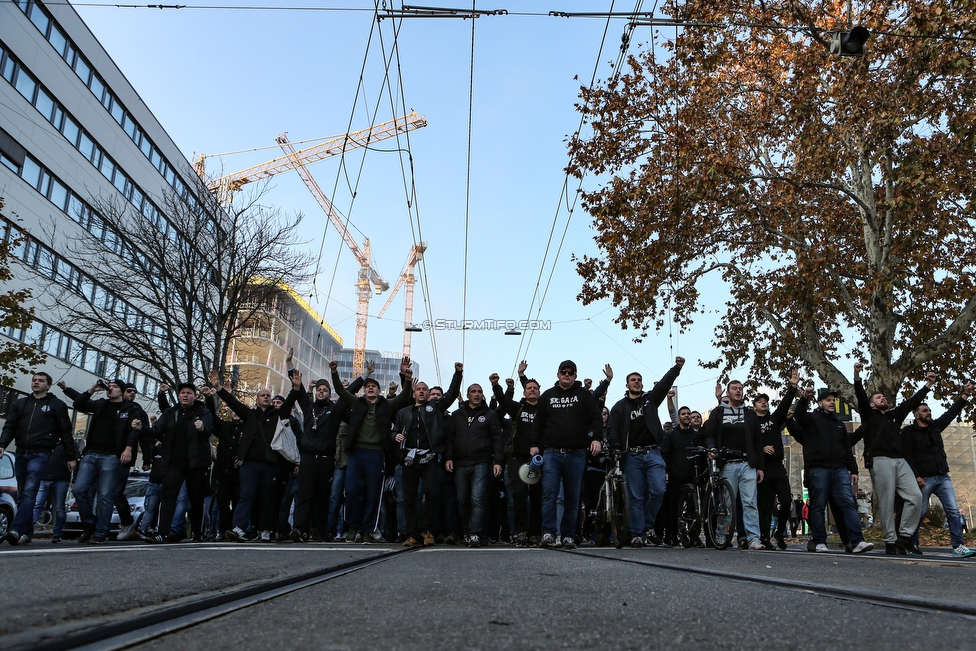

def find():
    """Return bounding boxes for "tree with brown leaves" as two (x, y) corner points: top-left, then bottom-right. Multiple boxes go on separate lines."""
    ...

(568, 0), (976, 408)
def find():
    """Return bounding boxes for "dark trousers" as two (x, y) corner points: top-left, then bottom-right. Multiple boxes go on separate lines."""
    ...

(234, 460), (278, 532)
(661, 477), (691, 545)
(758, 470), (791, 541)
(401, 459), (440, 538)
(508, 455), (543, 537)
(436, 470), (460, 538)
(293, 454), (335, 535)
(214, 471), (240, 537)
(114, 463), (135, 526)
(158, 465), (208, 538)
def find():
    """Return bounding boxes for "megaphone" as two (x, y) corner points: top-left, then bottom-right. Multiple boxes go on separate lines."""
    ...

(519, 454), (544, 485)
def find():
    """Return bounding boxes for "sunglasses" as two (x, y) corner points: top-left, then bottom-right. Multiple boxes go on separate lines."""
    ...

(559, 369), (576, 376)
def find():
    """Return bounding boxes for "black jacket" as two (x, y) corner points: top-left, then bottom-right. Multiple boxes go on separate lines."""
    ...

(746, 385), (797, 477)
(149, 401), (214, 471)
(854, 378), (929, 463)
(43, 437), (80, 482)
(901, 397), (967, 478)
(0, 392), (73, 453)
(492, 382), (540, 458)
(530, 381), (603, 451)
(283, 375), (364, 456)
(72, 392), (142, 456)
(218, 389), (288, 464)
(704, 403), (763, 469)
(392, 370), (462, 453)
(792, 397), (858, 473)
(661, 425), (705, 481)
(606, 363), (682, 450)
(332, 370), (413, 451)
(445, 401), (505, 467)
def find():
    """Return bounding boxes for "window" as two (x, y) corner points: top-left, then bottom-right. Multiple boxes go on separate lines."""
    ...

(110, 100), (124, 124)
(78, 132), (94, 161)
(49, 179), (68, 211)
(99, 155), (114, 180)
(89, 74), (105, 104)
(49, 26), (68, 58)
(14, 68), (37, 102)
(1, 55), (14, 83)
(73, 56), (91, 86)
(34, 87), (54, 121)
(61, 116), (80, 147)
(29, 4), (50, 35)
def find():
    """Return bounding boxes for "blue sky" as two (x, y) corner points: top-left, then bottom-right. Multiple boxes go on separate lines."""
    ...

(74, 2), (739, 410)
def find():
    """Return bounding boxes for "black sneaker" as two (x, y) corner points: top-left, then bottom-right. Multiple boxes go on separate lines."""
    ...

(145, 533), (165, 544)
(78, 527), (95, 544)
(885, 543), (898, 555)
(896, 537), (922, 557)
(774, 533), (787, 550)
(89, 536), (107, 545)
(807, 540), (817, 552)
(51, 536), (62, 544)
(646, 532), (662, 546)
(4, 531), (21, 546)
(290, 528), (304, 543)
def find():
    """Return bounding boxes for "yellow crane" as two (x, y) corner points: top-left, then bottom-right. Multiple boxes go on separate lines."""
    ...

(276, 132), (389, 377)
(377, 243), (427, 358)
(197, 114), (428, 377)
(194, 112), (428, 200)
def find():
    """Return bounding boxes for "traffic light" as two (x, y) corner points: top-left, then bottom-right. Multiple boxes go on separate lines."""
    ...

(829, 26), (871, 57)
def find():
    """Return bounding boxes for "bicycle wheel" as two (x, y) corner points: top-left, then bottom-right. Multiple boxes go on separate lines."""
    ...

(676, 484), (700, 549)
(594, 483), (610, 547)
(610, 477), (630, 549)
(704, 479), (736, 550)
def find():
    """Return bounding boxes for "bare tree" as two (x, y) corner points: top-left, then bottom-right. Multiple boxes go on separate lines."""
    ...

(42, 182), (315, 390)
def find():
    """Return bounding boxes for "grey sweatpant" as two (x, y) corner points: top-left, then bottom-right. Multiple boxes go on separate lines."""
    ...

(870, 456), (922, 544)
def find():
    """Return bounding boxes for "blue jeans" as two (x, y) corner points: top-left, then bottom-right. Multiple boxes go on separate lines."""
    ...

(74, 453), (123, 539)
(913, 474), (965, 548)
(328, 466), (346, 536)
(12, 452), (51, 538)
(623, 449), (667, 538)
(454, 463), (490, 536)
(719, 461), (760, 543)
(541, 449), (586, 538)
(234, 460), (277, 532)
(344, 448), (385, 534)
(33, 479), (68, 537)
(807, 467), (865, 545)
(140, 481), (163, 534)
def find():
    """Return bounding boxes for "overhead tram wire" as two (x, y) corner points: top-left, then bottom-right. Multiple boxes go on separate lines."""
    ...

(461, 0), (477, 362)
(509, 0), (641, 375)
(375, 7), (443, 382)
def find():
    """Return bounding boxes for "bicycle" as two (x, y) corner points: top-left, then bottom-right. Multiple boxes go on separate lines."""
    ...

(677, 447), (738, 550)
(593, 450), (629, 549)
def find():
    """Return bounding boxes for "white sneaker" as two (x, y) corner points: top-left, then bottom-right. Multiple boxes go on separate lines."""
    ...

(815, 543), (829, 552)
(260, 530), (271, 542)
(852, 541), (874, 554)
(540, 533), (557, 547)
(748, 539), (763, 550)
(553, 536), (563, 548)
(226, 527), (247, 542)
(952, 544), (976, 558)
(117, 520), (137, 541)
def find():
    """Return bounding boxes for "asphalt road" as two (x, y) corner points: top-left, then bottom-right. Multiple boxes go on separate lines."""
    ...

(3, 540), (973, 650)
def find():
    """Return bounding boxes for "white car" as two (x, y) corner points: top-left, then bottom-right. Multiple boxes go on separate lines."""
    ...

(0, 452), (17, 539)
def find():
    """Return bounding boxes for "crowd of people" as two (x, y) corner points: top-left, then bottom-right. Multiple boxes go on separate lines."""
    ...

(1, 356), (973, 559)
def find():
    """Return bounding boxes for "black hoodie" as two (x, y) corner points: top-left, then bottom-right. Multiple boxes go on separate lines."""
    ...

(530, 380), (602, 451)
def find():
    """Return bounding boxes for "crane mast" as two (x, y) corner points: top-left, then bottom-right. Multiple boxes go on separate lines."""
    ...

(377, 242), (427, 358)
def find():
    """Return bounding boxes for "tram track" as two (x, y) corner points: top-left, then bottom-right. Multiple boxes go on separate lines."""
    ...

(14, 547), (413, 651)
(569, 547), (976, 620)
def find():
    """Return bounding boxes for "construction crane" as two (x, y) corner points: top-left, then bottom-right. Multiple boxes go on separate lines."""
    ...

(276, 133), (389, 377)
(194, 113), (428, 199)
(377, 243), (427, 358)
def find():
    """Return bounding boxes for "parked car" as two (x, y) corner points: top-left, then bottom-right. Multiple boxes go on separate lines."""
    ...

(63, 472), (149, 539)
(0, 452), (17, 539)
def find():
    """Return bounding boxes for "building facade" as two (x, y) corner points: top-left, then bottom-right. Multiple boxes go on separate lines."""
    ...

(0, 0), (217, 429)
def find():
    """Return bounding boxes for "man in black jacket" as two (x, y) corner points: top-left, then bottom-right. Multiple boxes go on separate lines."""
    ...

(71, 378), (142, 543)
(0, 372), (75, 545)
(903, 383), (974, 558)
(704, 379), (764, 550)
(491, 367), (542, 547)
(793, 387), (873, 554)
(210, 371), (291, 543)
(282, 358), (366, 543)
(606, 357), (684, 547)
(445, 383), (504, 547)
(660, 405), (705, 546)
(529, 360), (603, 550)
(393, 363), (462, 547)
(749, 370), (799, 550)
(853, 362), (935, 555)
(142, 382), (214, 543)
(332, 357), (413, 543)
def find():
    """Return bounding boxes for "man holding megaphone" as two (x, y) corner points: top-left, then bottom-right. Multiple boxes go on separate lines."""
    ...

(491, 362), (543, 547)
